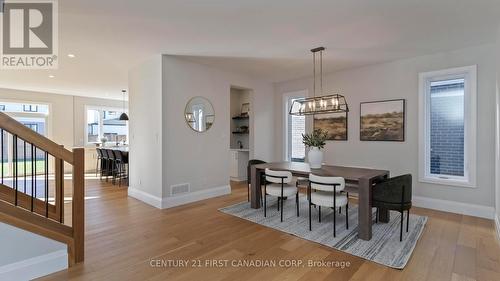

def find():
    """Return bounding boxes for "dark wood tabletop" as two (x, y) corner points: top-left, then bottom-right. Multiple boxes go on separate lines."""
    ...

(250, 162), (390, 241)
(253, 162), (388, 182)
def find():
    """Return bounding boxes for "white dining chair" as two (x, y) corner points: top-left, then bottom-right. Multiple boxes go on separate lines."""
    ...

(308, 174), (349, 237)
(264, 168), (299, 222)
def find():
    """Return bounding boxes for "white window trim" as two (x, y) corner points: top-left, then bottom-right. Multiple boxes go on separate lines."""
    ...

(418, 65), (477, 188)
(84, 105), (128, 147)
(282, 90), (307, 162)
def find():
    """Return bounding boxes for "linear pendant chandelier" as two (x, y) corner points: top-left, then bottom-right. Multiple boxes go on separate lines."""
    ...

(289, 47), (349, 116)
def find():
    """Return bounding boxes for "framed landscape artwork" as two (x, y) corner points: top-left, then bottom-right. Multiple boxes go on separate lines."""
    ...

(360, 99), (405, 141)
(314, 112), (348, 141)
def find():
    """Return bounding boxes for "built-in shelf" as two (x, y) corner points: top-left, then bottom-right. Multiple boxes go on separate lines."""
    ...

(232, 131), (249, 134)
(232, 116), (249, 120)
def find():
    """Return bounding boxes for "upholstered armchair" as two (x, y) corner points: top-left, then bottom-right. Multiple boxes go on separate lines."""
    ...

(372, 174), (412, 241)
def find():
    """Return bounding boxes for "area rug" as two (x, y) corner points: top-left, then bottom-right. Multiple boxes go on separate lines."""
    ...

(219, 196), (427, 269)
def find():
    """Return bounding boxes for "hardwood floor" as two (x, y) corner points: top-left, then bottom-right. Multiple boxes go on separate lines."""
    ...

(38, 179), (500, 281)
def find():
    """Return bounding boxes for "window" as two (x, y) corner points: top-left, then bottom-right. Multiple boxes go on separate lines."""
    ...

(23, 105), (38, 112)
(86, 107), (128, 145)
(418, 66), (477, 187)
(0, 102), (49, 177)
(0, 102), (48, 114)
(24, 123), (39, 132)
(284, 91), (306, 162)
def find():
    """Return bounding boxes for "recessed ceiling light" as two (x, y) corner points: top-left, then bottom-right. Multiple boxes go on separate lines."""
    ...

(67, 54), (75, 58)
(48, 75), (55, 78)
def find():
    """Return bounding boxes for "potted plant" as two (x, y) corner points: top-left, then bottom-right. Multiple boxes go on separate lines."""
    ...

(100, 137), (108, 147)
(302, 129), (328, 169)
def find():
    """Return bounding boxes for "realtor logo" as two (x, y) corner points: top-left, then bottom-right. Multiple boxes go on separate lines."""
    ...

(1, 0), (58, 69)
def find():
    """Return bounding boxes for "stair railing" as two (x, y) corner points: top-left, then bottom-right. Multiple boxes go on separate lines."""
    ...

(0, 112), (84, 265)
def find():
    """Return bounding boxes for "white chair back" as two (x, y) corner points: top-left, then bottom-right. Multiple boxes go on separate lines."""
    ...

(265, 169), (292, 184)
(309, 174), (345, 192)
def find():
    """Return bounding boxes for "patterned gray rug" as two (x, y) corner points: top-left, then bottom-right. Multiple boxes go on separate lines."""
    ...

(219, 196), (427, 269)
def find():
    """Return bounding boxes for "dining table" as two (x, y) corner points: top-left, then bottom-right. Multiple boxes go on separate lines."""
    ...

(250, 162), (389, 241)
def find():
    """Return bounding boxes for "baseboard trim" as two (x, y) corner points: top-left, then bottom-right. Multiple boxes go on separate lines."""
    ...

(0, 249), (67, 280)
(128, 185), (231, 209)
(162, 185), (231, 209)
(413, 196), (495, 219)
(495, 214), (500, 244)
(230, 178), (246, 182)
(128, 187), (163, 209)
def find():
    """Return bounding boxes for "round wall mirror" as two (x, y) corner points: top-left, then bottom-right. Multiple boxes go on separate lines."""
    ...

(184, 97), (215, 133)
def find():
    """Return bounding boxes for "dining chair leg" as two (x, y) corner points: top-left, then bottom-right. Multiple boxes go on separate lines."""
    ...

(296, 193), (299, 217)
(346, 203), (349, 230)
(333, 209), (336, 238)
(400, 211), (404, 242)
(318, 206), (321, 223)
(339, 207), (341, 214)
(309, 202), (312, 231)
(407, 209), (410, 233)
(95, 158), (99, 177)
(280, 184), (284, 222)
(247, 184), (250, 202)
(118, 163), (121, 187)
(118, 162), (123, 187)
(280, 197), (284, 222)
(277, 198), (280, 211)
(105, 160), (109, 182)
(333, 191), (336, 238)
(376, 208), (379, 223)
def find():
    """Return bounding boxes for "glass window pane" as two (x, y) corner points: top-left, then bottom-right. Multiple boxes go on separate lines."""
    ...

(87, 109), (100, 143)
(291, 115), (305, 162)
(429, 79), (465, 177)
(103, 110), (127, 143)
(0, 102), (48, 114)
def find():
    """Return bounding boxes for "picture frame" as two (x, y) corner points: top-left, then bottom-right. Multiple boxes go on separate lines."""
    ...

(360, 99), (405, 141)
(313, 112), (348, 141)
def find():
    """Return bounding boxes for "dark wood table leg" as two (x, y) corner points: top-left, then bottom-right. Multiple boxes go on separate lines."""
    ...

(358, 177), (372, 240)
(250, 166), (261, 209)
(377, 174), (390, 223)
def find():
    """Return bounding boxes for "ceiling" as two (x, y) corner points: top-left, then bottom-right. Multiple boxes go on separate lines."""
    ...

(0, 0), (499, 99)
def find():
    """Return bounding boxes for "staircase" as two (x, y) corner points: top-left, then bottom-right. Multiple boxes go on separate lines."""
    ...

(0, 112), (85, 273)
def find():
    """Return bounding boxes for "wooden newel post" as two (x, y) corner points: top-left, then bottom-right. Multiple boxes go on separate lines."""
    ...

(72, 148), (85, 264)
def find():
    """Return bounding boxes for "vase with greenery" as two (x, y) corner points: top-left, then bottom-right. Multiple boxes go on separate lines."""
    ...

(100, 137), (107, 147)
(302, 129), (328, 169)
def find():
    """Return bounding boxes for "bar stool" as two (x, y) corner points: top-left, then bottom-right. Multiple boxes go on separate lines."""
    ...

(96, 148), (104, 178)
(112, 150), (127, 187)
(103, 149), (114, 182)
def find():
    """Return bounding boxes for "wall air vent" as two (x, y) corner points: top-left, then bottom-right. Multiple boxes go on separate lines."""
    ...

(170, 183), (190, 196)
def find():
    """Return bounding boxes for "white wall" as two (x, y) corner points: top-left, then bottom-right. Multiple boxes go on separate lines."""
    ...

(127, 55), (275, 207)
(128, 55), (164, 200)
(275, 44), (497, 210)
(495, 28), (500, 226)
(0, 222), (67, 281)
(162, 56), (275, 197)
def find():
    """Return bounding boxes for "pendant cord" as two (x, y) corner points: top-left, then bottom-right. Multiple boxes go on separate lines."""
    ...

(122, 90), (126, 113)
(320, 50), (323, 96)
(313, 52), (316, 98)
